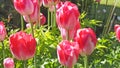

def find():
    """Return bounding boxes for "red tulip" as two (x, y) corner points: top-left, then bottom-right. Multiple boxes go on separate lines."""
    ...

(9, 31), (36, 60)
(114, 24), (120, 42)
(75, 28), (97, 56)
(57, 40), (79, 68)
(14, 0), (34, 15)
(0, 21), (7, 41)
(23, 0), (40, 23)
(3, 58), (14, 68)
(56, 1), (80, 30)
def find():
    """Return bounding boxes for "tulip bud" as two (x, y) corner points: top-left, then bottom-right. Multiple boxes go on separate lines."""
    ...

(75, 28), (97, 56)
(0, 21), (7, 41)
(114, 24), (120, 42)
(3, 58), (14, 68)
(9, 31), (36, 60)
(14, 0), (34, 15)
(57, 40), (79, 68)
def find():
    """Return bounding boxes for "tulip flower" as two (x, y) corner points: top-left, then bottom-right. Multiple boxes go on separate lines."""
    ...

(56, 1), (80, 40)
(3, 58), (14, 68)
(114, 24), (120, 42)
(9, 31), (36, 60)
(0, 21), (7, 41)
(57, 40), (80, 68)
(56, 1), (80, 30)
(75, 28), (97, 56)
(14, 0), (34, 15)
(23, 0), (40, 23)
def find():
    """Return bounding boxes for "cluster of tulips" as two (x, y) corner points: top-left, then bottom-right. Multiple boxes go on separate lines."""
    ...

(0, 0), (119, 68)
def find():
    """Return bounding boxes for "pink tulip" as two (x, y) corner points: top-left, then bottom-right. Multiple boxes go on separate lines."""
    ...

(23, 0), (40, 23)
(75, 28), (97, 56)
(114, 24), (120, 42)
(14, 0), (34, 15)
(56, 1), (80, 30)
(0, 21), (7, 41)
(3, 58), (14, 68)
(9, 31), (36, 60)
(57, 40), (80, 68)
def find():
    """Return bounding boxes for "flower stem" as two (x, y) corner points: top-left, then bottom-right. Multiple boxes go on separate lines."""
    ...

(21, 15), (24, 31)
(84, 55), (88, 68)
(24, 60), (27, 68)
(28, 16), (36, 68)
(1, 41), (5, 59)
(51, 11), (53, 28)
(53, 5), (56, 27)
(48, 10), (50, 28)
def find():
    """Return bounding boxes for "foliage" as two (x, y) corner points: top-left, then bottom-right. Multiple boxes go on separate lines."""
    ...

(0, 0), (120, 68)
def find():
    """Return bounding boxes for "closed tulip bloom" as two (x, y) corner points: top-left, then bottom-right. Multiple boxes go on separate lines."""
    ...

(0, 21), (7, 41)
(23, 0), (40, 23)
(75, 28), (97, 56)
(9, 31), (36, 60)
(57, 40), (79, 68)
(14, 0), (34, 15)
(114, 24), (120, 42)
(3, 58), (14, 68)
(56, 1), (80, 30)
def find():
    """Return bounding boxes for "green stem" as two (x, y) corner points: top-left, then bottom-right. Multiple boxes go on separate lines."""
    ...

(21, 15), (24, 31)
(48, 10), (50, 28)
(81, 0), (84, 12)
(51, 11), (53, 28)
(84, 55), (88, 68)
(24, 60), (27, 68)
(28, 16), (36, 68)
(1, 41), (5, 59)
(85, 0), (88, 12)
(53, 6), (56, 27)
